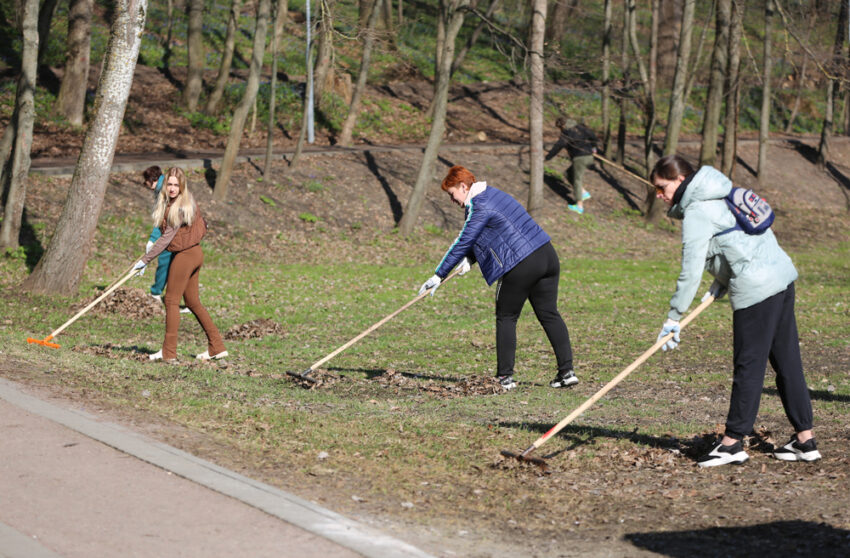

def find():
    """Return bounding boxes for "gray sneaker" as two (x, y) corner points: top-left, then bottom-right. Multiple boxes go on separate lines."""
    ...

(549, 370), (578, 388)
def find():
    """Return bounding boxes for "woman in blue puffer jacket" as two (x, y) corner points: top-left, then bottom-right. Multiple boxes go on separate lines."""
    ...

(651, 154), (820, 468)
(417, 165), (577, 391)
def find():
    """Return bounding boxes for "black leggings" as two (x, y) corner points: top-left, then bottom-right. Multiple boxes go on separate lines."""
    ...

(726, 283), (814, 439)
(495, 242), (573, 377)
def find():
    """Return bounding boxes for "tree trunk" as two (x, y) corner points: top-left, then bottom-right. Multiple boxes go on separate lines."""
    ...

(699, 0), (730, 167)
(264, 0), (284, 176)
(0, 0), (38, 250)
(37, 0), (59, 65)
(312, 0), (335, 109)
(451, 0), (500, 77)
(398, 0), (468, 237)
(682, 0), (714, 108)
(338, 0), (382, 147)
(204, 0), (243, 115)
(545, 0), (576, 48)
(662, 0), (695, 156)
(55, 0), (93, 127)
(213, 0), (271, 201)
(601, 0), (612, 158)
(757, 0), (773, 186)
(616, 1), (631, 165)
(288, 5), (316, 170)
(783, 10), (814, 133)
(656, 0), (682, 82)
(22, 0), (147, 295)
(721, 0), (744, 177)
(642, 0), (667, 223)
(527, 0), (546, 218)
(183, 0), (205, 112)
(427, 5), (448, 119)
(816, 0), (848, 169)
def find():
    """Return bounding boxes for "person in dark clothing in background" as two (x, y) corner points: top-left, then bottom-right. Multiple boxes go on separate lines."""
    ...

(546, 117), (598, 214)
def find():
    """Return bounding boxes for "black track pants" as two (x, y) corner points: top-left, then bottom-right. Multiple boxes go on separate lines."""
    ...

(725, 283), (814, 439)
(495, 242), (573, 377)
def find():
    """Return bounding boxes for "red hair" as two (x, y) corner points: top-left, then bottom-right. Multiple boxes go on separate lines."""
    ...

(441, 165), (476, 192)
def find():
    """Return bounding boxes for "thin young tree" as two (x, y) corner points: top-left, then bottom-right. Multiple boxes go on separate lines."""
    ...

(783, 9), (814, 133)
(213, 0), (271, 201)
(601, 0), (612, 157)
(55, 0), (93, 126)
(36, 0), (59, 66)
(616, 1), (631, 165)
(183, 0), (205, 112)
(0, 0), (39, 250)
(398, 0), (469, 237)
(757, 0), (774, 187)
(205, 0), (243, 115)
(699, 0), (730, 167)
(721, 0), (745, 177)
(338, 0), (382, 147)
(22, 0), (148, 295)
(264, 0), (284, 176)
(816, 0), (848, 170)
(662, 0), (695, 156)
(527, 0), (546, 218)
(451, 0), (500, 77)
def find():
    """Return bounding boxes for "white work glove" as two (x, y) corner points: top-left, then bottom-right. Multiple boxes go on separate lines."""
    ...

(657, 318), (681, 351)
(701, 280), (727, 302)
(133, 260), (147, 277)
(457, 257), (472, 276)
(418, 274), (442, 297)
(145, 240), (155, 254)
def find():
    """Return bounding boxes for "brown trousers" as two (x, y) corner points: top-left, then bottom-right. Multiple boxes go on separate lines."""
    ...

(162, 244), (226, 359)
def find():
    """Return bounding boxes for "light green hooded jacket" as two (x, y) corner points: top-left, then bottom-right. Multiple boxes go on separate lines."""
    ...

(666, 166), (798, 321)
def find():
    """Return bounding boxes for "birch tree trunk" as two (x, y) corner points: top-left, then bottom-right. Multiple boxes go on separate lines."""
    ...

(662, 0), (695, 156)
(699, 0), (730, 167)
(22, 0), (147, 295)
(527, 0), (546, 218)
(338, 0), (381, 147)
(0, 0), (38, 250)
(183, 0), (205, 112)
(721, 0), (744, 177)
(55, 0), (93, 126)
(757, 0), (773, 186)
(816, 0), (847, 169)
(398, 0), (468, 237)
(601, 0), (612, 158)
(204, 0), (243, 115)
(213, 0), (270, 201)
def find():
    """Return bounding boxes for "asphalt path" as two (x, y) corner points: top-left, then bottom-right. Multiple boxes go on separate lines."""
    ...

(0, 377), (433, 558)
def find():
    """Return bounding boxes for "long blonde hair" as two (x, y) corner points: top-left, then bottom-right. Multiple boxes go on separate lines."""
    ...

(152, 167), (196, 228)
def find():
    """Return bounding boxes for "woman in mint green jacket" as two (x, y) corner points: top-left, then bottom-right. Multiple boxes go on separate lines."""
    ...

(651, 155), (819, 468)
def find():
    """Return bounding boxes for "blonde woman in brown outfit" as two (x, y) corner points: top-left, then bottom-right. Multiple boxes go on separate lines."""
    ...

(133, 168), (227, 361)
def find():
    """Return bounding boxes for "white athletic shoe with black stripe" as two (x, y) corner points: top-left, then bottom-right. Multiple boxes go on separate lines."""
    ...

(497, 375), (517, 390)
(773, 436), (822, 462)
(549, 370), (579, 388)
(697, 440), (749, 467)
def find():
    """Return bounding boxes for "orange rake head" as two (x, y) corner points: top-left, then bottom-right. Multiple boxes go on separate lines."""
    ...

(27, 335), (60, 349)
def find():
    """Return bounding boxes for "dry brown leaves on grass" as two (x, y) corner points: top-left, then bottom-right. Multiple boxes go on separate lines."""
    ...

(287, 367), (507, 398)
(224, 319), (285, 340)
(75, 287), (163, 320)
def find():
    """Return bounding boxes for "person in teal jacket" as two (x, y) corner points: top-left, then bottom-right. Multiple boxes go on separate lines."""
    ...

(651, 155), (820, 468)
(142, 166), (171, 300)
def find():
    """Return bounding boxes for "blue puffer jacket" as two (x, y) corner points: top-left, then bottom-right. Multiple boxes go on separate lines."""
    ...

(666, 166), (798, 320)
(435, 183), (551, 285)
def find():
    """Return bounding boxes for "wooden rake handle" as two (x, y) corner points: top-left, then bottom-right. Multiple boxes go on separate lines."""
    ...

(592, 152), (655, 189)
(524, 295), (715, 455)
(48, 266), (140, 340)
(306, 268), (462, 372)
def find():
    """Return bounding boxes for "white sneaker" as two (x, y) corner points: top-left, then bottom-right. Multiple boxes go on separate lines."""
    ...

(179, 307), (192, 314)
(196, 350), (228, 360)
(773, 435), (822, 462)
(150, 294), (162, 302)
(149, 349), (163, 361)
(697, 440), (749, 467)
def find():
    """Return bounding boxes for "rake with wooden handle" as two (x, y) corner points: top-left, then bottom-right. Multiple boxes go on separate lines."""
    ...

(27, 264), (141, 349)
(593, 152), (655, 188)
(287, 268), (462, 383)
(501, 295), (715, 472)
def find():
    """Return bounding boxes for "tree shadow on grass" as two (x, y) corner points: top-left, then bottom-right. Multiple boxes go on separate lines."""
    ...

(327, 366), (467, 384)
(624, 520), (850, 557)
(764, 386), (850, 404)
(15, 209), (45, 272)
